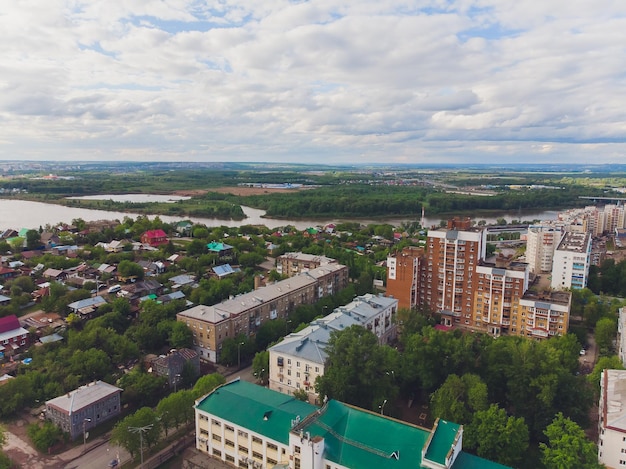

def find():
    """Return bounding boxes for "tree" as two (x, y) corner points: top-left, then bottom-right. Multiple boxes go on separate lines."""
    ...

(117, 260), (144, 280)
(252, 351), (269, 385)
(588, 356), (625, 396)
(293, 389), (309, 402)
(111, 407), (162, 458)
(156, 390), (195, 435)
(25, 229), (42, 250)
(168, 321), (193, 349)
(464, 404), (529, 467)
(540, 413), (603, 469)
(192, 373), (226, 400)
(316, 325), (398, 411)
(595, 317), (617, 355)
(27, 421), (63, 452)
(430, 373), (488, 425)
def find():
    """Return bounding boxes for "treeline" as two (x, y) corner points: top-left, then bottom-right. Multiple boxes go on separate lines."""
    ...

(588, 258), (626, 297)
(316, 317), (599, 468)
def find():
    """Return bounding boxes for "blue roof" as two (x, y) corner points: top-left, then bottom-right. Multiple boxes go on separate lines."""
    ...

(212, 264), (238, 277)
(68, 296), (107, 311)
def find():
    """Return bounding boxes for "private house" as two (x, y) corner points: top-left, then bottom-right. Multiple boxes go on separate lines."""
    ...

(43, 268), (66, 281)
(40, 232), (61, 248)
(207, 242), (234, 258)
(140, 229), (169, 247)
(0, 267), (17, 280)
(151, 348), (200, 388)
(118, 279), (163, 303)
(212, 264), (239, 279)
(67, 296), (107, 318)
(45, 381), (122, 440)
(138, 260), (165, 276)
(194, 379), (510, 469)
(0, 315), (30, 357)
(0, 294), (10, 307)
(169, 274), (196, 289)
(176, 221), (193, 236)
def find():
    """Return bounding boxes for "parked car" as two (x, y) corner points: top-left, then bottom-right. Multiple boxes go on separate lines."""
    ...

(108, 459), (119, 468)
(580, 349), (586, 356)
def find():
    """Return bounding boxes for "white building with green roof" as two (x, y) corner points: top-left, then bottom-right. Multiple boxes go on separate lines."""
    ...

(194, 379), (510, 469)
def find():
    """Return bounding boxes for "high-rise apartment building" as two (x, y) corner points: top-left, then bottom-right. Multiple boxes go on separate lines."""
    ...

(424, 220), (486, 327)
(550, 231), (592, 290)
(525, 225), (560, 274)
(386, 246), (424, 310)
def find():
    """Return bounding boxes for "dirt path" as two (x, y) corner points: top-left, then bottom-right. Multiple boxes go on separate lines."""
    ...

(2, 415), (65, 469)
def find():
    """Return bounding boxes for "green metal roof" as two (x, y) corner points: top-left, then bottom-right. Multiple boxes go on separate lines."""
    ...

(425, 419), (461, 465)
(452, 452), (512, 469)
(301, 400), (430, 469)
(195, 379), (316, 445)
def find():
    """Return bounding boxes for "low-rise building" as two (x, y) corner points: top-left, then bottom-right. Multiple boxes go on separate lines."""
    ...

(177, 264), (348, 363)
(276, 252), (336, 278)
(194, 379), (510, 469)
(0, 315), (30, 358)
(151, 348), (200, 388)
(45, 381), (122, 440)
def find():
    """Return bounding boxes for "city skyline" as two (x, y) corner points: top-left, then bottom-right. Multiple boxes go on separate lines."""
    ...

(2, 1), (625, 165)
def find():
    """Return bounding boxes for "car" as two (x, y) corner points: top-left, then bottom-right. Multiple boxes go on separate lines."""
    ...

(580, 349), (586, 356)
(107, 285), (122, 294)
(108, 459), (119, 468)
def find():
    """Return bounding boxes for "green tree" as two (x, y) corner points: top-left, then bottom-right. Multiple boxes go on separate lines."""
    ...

(168, 321), (193, 349)
(540, 412), (602, 469)
(464, 404), (529, 467)
(430, 373), (488, 425)
(111, 407), (162, 458)
(117, 260), (144, 280)
(156, 390), (195, 435)
(595, 317), (617, 355)
(252, 351), (269, 385)
(192, 373), (226, 400)
(27, 421), (63, 452)
(25, 229), (41, 250)
(588, 356), (625, 396)
(316, 325), (398, 412)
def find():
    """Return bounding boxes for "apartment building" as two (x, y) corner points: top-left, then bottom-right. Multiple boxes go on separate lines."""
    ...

(386, 246), (424, 310)
(424, 222), (486, 326)
(194, 379), (510, 469)
(598, 369), (626, 468)
(517, 291), (571, 339)
(177, 264), (349, 363)
(268, 294), (399, 402)
(525, 225), (561, 274)
(471, 260), (529, 337)
(617, 307), (626, 365)
(45, 381), (122, 440)
(276, 252), (336, 278)
(550, 231), (592, 290)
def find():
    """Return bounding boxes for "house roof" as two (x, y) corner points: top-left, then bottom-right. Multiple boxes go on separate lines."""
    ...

(0, 315), (20, 334)
(46, 381), (122, 414)
(212, 264), (238, 278)
(196, 379), (317, 445)
(424, 419), (461, 465)
(67, 296), (107, 311)
(207, 241), (233, 252)
(144, 229), (167, 238)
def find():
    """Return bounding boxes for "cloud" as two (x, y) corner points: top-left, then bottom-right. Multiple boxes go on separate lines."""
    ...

(0, 0), (625, 164)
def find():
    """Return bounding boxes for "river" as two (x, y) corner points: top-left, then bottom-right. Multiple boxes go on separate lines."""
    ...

(0, 196), (559, 232)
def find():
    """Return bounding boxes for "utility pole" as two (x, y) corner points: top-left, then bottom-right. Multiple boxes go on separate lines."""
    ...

(129, 424), (153, 468)
(82, 418), (91, 454)
(237, 341), (244, 370)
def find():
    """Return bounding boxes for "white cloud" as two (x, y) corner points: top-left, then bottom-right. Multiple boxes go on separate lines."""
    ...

(0, 0), (625, 164)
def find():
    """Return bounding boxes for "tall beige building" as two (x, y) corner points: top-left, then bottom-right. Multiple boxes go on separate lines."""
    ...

(525, 225), (561, 274)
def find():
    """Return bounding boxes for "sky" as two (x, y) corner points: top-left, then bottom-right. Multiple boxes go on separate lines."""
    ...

(1, 1), (626, 165)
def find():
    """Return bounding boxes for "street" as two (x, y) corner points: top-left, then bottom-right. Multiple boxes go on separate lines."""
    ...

(64, 442), (130, 469)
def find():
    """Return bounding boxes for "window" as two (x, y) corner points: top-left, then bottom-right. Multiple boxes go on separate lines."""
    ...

(225, 439), (235, 448)
(252, 451), (263, 460)
(212, 434), (222, 442)
(225, 454), (235, 463)
(252, 436), (262, 445)
(238, 430), (248, 439)
(267, 443), (278, 451)
(238, 445), (248, 453)
(212, 448), (221, 457)
(225, 425), (234, 432)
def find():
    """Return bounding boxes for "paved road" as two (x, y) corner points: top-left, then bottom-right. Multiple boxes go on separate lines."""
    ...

(64, 442), (130, 469)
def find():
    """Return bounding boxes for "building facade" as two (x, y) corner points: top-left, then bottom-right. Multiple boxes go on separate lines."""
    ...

(195, 379), (510, 469)
(517, 291), (571, 339)
(276, 252), (336, 278)
(177, 264), (349, 363)
(599, 369), (626, 468)
(386, 246), (424, 310)
(45, 381), (122, 440)
(525, 225), (560, 274)
(550, 231), (592, 290)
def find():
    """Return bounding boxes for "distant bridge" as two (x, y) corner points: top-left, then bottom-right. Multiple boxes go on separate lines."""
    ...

(579, 196), (626, 203)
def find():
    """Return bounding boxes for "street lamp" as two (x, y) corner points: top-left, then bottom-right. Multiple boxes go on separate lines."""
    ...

(82, 418), (91, 454)
(129, 424), (153, 469)
(379, 399), (387, 415)
(237, 341), (244, 370)
(174, 373), (181, 393)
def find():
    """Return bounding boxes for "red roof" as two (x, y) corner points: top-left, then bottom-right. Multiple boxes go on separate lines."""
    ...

(144, 229), (167, 238)
(0, 315), (20, 334)
(435, 324), (453, 332)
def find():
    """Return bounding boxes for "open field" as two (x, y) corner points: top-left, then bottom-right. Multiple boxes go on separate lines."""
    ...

(174, 186), (307, 197)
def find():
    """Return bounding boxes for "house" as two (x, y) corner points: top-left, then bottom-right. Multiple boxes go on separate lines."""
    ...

(276, 252), (336, 278)
(175, 221), (193, 236)
(118, 279), (163, 303)
(212, 264), (239, 279)
(40, 232), (61, 248)
(0, 294), (11, 306)
(152, 348), (200, 388)
(0, 315), (30, 358)
(67, 296), (107, 318)
(206, 241), (234, 258)
(140, 229), (168, 247)
(194, 379), (510, 469)
(20, 312), (64, 335)
(45, 381), (122, 440)
(0, 267), (18, 280)
(169, 274), (196, 289)
(138, 260), (165, 276)
(43, 268), (66, 281)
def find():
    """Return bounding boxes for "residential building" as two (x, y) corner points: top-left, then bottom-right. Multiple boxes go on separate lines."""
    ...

(525, 225), (561, 274)
(472, 259), (529, 337)
(207, 241), (234, 258)
(268, 293), (398, 402)
(177, 264), (349, 363)
(598, 369), (626, 468)
(424, 221), (486, 327)
(386, 246), (424, 310)
(151, 348), (200, 389)
(550, 231), (592, 290)
(67, 296), (107, 318)
(140, 229), (168, 247)
(194, 379), (510, 469)
(45, 381), (122, 440)
(0, 315), (30, 358)
(276, 252), (336, 278)
(517, 291), (571, 339)
(617, 307), (626, 366)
